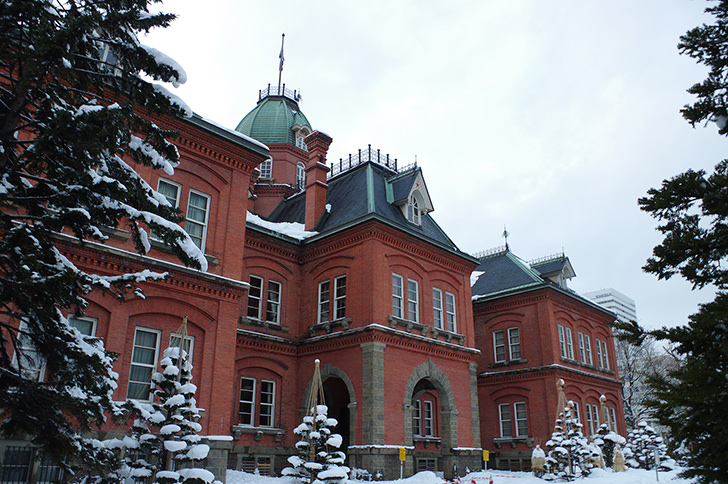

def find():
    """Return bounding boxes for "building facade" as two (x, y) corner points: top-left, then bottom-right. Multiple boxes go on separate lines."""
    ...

(583, 288), (637, 324)
(1, 85), (625, 482)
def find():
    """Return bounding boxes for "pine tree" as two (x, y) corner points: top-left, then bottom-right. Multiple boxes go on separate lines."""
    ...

(614, 1), (728, 482)
(544, 401), (600, 480)
(0, 0), (204, 475)
(282, 404), (349, 484)
(108, 342), (215, 484)
(623, 422), (670, 471)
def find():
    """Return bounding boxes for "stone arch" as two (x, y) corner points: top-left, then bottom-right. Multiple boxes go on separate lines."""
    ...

(402, 359), (458, 449)
(301, 363), (358, 447)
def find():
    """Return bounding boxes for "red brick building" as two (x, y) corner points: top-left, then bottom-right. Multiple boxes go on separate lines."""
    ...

(2, 85), (624, 482)
(471, 249), (624, 471)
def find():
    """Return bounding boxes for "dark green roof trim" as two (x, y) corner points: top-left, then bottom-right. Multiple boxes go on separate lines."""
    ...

(188, 114), (269, 158)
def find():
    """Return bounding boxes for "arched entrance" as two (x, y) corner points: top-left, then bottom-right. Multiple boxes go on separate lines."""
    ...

(323, 377), (351, 450)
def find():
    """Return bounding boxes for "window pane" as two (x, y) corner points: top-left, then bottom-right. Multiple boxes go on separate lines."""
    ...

(499, 404), (512, 437)
(508, 327), (521, 360)
(515, 402), (528, 437)
(239, 378), (256, 425)
(407, 279), (418, 322)
(334, 276), (346, 319)
(247, 276), (263, 319)
(128, 329), (158, 400)
(259, 380), (275, 427)
(445, 292), (456, 332)
(392, 274), (403, 318)
(494, 330), (506, 362)
(266, 280), (281, 323)
(432, 288), (443, 329)
(318, 280), (330, 323)
(158, 179), (179, 207)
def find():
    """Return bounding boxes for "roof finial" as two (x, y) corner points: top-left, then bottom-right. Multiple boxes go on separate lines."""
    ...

(277, 33), (285, 94)
(503, 225), (510, 251)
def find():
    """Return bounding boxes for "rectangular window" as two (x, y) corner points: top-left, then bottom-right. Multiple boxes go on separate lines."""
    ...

(565, 327), (574, 359)
(499, 403), (512, 437)
(260, 158), (272, 179)
(318, 280), (331, 323)
(586, 403), (594, 435)
(69, 316), (97, 336)
(412, 399), (422, 436)
(423, 400), (434, 436)
(334, 275), (347, 319)
(170, 333), (194, 361)
(445, 292), (456, 332)
(558, 325), (567, 358)
(573, 401), (581, 422)
(514, 402), (528, 437)
(127, 328), (160, 401)
(12, 320), (45, 382)
(259, 380), (275, 427)
(185, 189), (210, 252)
(266, 280), (281, 323)
(407, 279), (419, 322)
(584, 335), (593, 365)
(1, 446), (33, 484)
(247, 276), (263, 320)
(158, 178), (180, 208)
(433, 288), (443, 330)
(239, 377), (256, 425)
(596, 339), (605, 368)
(392, 274), (404, 318)
(508, 327), (521, 360)
(578, 332), (586, 362)
(493, 330), (506, 362)
(601, 340), (610, 369)
(609, 406), (617, 431)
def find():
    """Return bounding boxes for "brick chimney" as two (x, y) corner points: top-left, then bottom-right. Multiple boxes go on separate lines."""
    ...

(304, 131), (333, 230)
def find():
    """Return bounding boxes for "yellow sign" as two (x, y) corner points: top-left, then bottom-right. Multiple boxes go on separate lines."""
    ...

(399, 447), (406, 461)
(483, 450), (490, 462)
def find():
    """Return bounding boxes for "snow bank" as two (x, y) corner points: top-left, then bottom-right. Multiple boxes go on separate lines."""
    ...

(247, 212), (318, 240)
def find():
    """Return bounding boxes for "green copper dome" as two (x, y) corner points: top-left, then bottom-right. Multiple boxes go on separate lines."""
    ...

(235, 86), (311, 146)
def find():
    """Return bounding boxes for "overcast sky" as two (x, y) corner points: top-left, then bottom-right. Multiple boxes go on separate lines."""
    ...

(145, 0), (723, 330)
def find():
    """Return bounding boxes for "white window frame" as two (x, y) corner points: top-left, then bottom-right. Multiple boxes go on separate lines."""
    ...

(583, 334), (593, 365)
(157, 178), (181, 209)
(558, 325), (567, 358)
(266, 280), (282, 324)
(392, 273), (404, 319)
(407, 278), (419, 322)
(423, 400), (434, 436)
(334, 275), (347, 320)
(13, 319), (46, 381)
(608, 406), (617, 431)
(412, 399), (422, 436)
(184, 189), (210, 252)
(565, 326), (574, 360)
(445, 292), (456, 332)
(498, 403), (512, 437)
(493, 330), (506, 362)
(170, 333), (194, 362)
(514, 402), (528, 437)
(296, 161), (306, 191)
(259, 380), (276, 427)
(239, 377), (256, 426)
(432, 288), (443, 330)
(601, 339), (610, 369)
(247, 275), (264, 320)
(127, 328), (161, 401)
(318, 280), (331, 323)
(573, 401), (581, 422)
(407, 195), (421, 225)
(508, 327), (521, 360)
(260, 158), (272, 179)
(68, 315), (97, 337)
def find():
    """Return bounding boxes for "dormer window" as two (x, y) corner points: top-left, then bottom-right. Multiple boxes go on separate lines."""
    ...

(296, 134), (307, 151)
(296, 162), (306, 191)
(259, 158), (272, 179)
(407, 196), (421, 225)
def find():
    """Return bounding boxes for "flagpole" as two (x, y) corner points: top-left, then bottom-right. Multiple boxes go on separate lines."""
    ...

(277, 33), (285, 94)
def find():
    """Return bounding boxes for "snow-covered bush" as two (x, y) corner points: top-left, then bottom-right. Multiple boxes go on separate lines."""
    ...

(544, 401), (601, 480)
(282, 404), (349, 484)
(106, 344), (215, 484)
(593, 422), (626, 468)
(624, 421), (672, 471)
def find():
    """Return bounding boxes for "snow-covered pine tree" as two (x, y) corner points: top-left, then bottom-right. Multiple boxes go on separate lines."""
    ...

(544, 401), (600, 480)
(591, 396), (626, 468)
(0, 0), (205, 476)
(282, 404), (349, 484)
(110, 338), (215, 484)
(623, 421), (670, 471)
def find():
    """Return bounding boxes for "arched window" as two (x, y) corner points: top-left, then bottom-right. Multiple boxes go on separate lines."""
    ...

(260, 158), (272, 179)
(412, 380), (439, 438)
(407, 195), (420, 225)
(296, 162), (306, 191)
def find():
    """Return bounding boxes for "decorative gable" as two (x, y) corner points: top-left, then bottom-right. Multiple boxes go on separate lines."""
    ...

(387, 169), (434, 225)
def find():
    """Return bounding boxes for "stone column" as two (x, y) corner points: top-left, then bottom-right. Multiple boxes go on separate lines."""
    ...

(469, 362), (482, 447)
(360, 341), (386, 444)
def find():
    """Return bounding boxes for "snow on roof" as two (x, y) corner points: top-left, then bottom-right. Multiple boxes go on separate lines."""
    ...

(247, 212), (318, 240)
(197, 116), (269, 151)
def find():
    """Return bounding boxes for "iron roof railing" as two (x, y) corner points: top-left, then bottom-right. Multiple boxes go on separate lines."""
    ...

(329, 144), (401, 178)
(259, 83), (301, 102)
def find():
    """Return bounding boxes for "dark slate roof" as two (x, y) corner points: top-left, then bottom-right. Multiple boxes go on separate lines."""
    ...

(471, 250), (544, 298)
(264, 161), (460, 252)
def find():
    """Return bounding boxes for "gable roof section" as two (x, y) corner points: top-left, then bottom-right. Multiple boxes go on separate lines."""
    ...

(531, 254), (576, 280)
(388, 168), (434, 212)
(260, 161), (461, 253)
(471, 250), (544, 299)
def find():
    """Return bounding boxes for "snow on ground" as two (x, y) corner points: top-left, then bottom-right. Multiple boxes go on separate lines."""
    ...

(227, 467), (693, 484)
